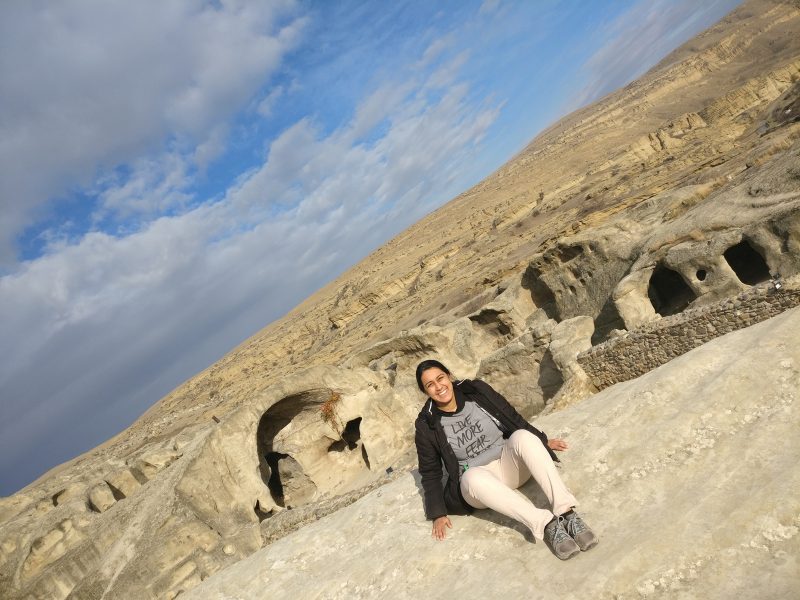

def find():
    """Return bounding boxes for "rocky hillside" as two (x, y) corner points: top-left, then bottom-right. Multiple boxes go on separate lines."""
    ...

(186, 306), (800, 600)
(1, 1), (799, 598)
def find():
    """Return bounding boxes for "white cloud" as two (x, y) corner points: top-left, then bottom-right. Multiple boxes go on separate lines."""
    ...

(425, 50), (471, 90)
(347, 82), (415, 142)
(93, 152), (193, 223)
(194, 125), (230, 171)
(256, 86), (286, 118)
(0, 0), (306, 265)
(419, 34), (455, 68)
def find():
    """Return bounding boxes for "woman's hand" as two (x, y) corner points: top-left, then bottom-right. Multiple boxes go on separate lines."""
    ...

(547, 438), (569, 452)
(432, 516), (452, 540)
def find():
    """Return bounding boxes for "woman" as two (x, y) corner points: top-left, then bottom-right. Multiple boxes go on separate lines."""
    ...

(413, 359), (597, 560)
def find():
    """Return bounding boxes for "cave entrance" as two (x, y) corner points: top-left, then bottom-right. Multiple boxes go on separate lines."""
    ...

(647, 265), (697, 317)
(723, 240), (770, 286)
(256, 390), (329, 508)
(327, 417), (370, 469)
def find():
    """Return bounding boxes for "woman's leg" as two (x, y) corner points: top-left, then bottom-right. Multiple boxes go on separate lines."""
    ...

(460, 462), (555, 540)
(498, 430), (578, 517)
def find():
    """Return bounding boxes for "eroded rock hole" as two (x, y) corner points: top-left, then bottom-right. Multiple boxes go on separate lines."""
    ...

(265, 451), (289, 504)
(522, 265), (559, 320)
(696, 269), (707, 281)
(328, 417), (370, 469)
(648, 265), (697, 317)
(723, 240), (770, 285)
(254, 499), (272, 522)
(256, 391), (327, 507)
(343, 417), (362, 450)
(557, 245), (584, 263)
(469, 309), (513, 339)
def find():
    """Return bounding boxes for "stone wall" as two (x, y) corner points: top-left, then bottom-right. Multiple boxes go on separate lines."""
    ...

(578, 276), (800, 390)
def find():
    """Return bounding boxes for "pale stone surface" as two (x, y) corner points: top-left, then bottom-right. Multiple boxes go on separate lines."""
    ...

(1, 3), (800, 598)
(105, 469), (141, 499)
(87, 483), (116, 514)
(187, 308), (800, 600)
(548, 316), (594, 379)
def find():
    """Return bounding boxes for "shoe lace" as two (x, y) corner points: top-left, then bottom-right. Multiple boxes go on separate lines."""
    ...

(549, 516), (571, 545)
(564, 512), (586, 537)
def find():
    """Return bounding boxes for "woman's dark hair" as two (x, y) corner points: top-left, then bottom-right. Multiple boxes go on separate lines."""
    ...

(415, 359), (451, 393)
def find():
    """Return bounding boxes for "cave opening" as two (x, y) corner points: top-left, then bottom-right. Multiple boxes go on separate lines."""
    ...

(723, 240), (770, 286)
(256, 390), (328, 508)
(647, 265), (697, 317)
(327, 417), (370, 469)
(265, 451), (289, 505)
(557, 244), (584, 263)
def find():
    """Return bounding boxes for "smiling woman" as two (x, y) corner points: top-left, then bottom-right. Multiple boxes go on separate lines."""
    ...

(413, 359), (598, 560)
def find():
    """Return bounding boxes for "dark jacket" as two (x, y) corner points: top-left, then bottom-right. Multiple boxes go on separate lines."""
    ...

(414, 378), (558, 521)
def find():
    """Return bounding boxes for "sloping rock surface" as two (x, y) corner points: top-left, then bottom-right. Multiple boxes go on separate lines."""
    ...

(187, 307), (800, 600)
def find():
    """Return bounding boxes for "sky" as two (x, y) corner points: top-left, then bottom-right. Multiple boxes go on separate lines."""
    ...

(0, 0), (743, 496)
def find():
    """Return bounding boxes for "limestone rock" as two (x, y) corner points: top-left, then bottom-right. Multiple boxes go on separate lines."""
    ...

(548, 316), (594, 379)
(87, 483), (116, 513)
(185, 307), (800, 600)
(475, 330), (560, 419)
(105, 469), (142, 499)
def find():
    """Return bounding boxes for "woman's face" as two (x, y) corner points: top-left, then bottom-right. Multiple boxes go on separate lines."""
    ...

(420, 367), (454, 405)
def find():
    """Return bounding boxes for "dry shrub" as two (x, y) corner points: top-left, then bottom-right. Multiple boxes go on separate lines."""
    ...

(320, 391), (342, 432)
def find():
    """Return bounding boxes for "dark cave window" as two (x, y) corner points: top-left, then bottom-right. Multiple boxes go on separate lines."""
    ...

(255, 390), (329, 507)
(723, 240), (770, 286)
(265, 451), (289, 504)
(327, 417), (370, 469)
(648, 265), (697, 317)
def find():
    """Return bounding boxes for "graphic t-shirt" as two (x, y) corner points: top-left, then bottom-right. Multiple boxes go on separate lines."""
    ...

(439, 400), (506, 472)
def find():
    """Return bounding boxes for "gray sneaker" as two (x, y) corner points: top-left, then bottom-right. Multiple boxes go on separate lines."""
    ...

(543, 515), (580, 560)
(563, 510), (598, 551)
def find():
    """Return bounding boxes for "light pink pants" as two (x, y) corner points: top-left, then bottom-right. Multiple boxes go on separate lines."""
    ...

(460, 429), (578, 540)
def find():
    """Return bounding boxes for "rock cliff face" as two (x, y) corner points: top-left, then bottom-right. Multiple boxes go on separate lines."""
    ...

(1, 1), (800, 598)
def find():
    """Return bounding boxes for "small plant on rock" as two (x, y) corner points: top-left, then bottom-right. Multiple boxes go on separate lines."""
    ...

(320, 391), (342, 433)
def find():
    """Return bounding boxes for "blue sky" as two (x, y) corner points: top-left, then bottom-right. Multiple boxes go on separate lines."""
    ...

(0, 0), (742, 496)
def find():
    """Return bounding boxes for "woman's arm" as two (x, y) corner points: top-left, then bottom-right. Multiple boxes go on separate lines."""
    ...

(414, 421), (448, 521)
